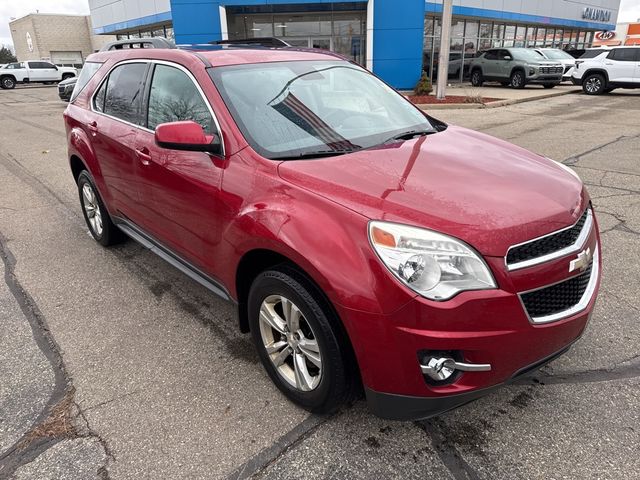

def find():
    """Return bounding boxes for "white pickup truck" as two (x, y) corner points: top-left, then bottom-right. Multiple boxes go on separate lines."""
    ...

(0, 61), (77, 89)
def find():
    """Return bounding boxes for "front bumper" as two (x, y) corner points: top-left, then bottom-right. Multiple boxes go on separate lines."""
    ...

(527, 74), (563, 84)
(339, 216), (601, 420)
(365, 342), (574, 420)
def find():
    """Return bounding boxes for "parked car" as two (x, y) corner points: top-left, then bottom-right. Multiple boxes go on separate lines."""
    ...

(64, 40), (601, 420)
(470, 48), (564, 88)
(572, 46), (640, 95)
(0, 61), (76, 89)
(532, 48), (577, 81)
(58, 76), (77, 101)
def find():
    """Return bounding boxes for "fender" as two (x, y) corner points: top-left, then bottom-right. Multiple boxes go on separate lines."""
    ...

(65, 107), (115, 209)
(582, 68), (610, 85)
(217, 180), (415, 317)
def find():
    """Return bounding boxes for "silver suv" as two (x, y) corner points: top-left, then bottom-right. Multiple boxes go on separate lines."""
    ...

(470, 48), (564, 89)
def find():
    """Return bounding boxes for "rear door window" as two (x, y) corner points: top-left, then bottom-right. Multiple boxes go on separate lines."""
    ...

(484, 50), (498, 60)
(96, 63), (148, 125)
(607, 48), (638, 62)
(146, 64), (214, 133)
(580, 49), (606, 59)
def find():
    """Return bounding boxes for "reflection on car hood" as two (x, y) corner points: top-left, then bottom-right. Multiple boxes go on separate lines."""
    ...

(278, 125), (587, 257)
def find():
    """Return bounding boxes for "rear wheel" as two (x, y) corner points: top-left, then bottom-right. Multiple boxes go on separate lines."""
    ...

(470, 70), (483, 87)
(510, 70), (525, 89)
(1, 76), (16, 89)
(77, 171), (125, 246)
(583, 74), (606, 95)
(543, 83), (556, 89)
(248, 268), (354, 413)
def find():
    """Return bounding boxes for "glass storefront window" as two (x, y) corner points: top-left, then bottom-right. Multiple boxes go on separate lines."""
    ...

(492, 23), (504, 40)
(425, 16), (435, 36)
(535, 27), (546, 46)
(152, 27), (165, 38)
(584, 31), (594, 47)
(515, 25), (527, 47)
(274, 13), (332, 37)
(165, 27), (174, 41)
(140, 31), (152, 38)
(504, 25), (516, 47)
(333, 12), (363, 36)
(554, 29), (563, 47)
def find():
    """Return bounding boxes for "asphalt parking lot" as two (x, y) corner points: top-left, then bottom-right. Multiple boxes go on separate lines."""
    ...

(0, 85), (638, 480)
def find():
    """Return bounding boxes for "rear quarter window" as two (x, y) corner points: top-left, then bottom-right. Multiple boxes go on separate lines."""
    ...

(71, 62), (103, 103)
(93, 62), (148, 125)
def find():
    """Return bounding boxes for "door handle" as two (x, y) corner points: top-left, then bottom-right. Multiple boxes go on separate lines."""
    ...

(135, 147), (152, 166)
(87, 121), (98, 136)
(604, 62), (613, 65)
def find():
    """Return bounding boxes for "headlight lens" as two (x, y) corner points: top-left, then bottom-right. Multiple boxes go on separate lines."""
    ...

(369, 221), (497, 301)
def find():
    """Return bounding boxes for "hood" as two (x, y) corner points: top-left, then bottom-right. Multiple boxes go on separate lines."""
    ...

(278, 126), (587, 257)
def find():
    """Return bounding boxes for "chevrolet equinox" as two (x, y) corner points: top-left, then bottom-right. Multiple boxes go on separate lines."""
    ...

(64, 41), (601, 420)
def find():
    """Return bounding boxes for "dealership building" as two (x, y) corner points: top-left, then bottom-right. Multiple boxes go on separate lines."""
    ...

(89, 0), (620, 89)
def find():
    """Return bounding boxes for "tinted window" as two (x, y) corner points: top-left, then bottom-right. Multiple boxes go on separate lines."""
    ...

(146, 64), (214, 132)
(484, 50), (498, 60)
(102, 63), (147, 124)
(71, 62), (103, 103)
(499, 50), (511, 59)
(94, 81), (107, 112)
(580, 49), (607, 59)
(6, 63), (23, 69)
(608, 48), (639, 62)
(29, 62), (55, 69)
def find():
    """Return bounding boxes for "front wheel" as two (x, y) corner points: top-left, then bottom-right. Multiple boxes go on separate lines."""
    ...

(1, 76), (16, 89)
(582, 74), (606, 95)
(77, 171), (125, 246)
(510, 70), (526, 89)
(470, 70), (483, 87)
(248, 268), (354, 413)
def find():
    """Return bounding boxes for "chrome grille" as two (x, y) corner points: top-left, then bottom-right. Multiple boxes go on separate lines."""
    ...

(519, 245), (599, 324)
(540, 66), (563, 74)
(506, 208), (592, 271)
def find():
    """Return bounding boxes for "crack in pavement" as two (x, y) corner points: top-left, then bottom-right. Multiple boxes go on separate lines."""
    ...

(0, 232), (111, 479)
(419, 419), (481, 480)
(225, 413), (331, 480)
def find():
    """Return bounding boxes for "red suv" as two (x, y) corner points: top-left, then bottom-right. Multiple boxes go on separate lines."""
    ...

(64, 41), (601, 420)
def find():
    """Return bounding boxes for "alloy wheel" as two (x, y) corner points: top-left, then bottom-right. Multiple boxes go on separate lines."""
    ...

(258, 294), (322, 392)
(82, 183), (103, 237)
(511, 73), (523, 88)
(585, 77), (602, 94)
(2, 78), (15, 89)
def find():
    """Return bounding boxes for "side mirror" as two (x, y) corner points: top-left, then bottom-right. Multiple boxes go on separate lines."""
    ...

(155, 121), (222, 155)
(503, 55), (512, 60)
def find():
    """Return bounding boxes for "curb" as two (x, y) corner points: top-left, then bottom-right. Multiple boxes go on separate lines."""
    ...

(416, 88), (579, 110)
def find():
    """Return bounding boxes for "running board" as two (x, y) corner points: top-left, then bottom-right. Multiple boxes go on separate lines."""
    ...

(113, 217), (232, 302)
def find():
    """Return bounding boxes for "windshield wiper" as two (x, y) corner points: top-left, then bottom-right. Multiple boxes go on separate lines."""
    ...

(381, 129), (436, 145)
(272, 149), (359, 160)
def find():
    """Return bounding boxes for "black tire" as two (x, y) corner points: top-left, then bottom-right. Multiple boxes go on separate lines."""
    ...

(510, 70), (526, 89)
(543, 83), (556, 89)
(582, 73), (606, 95)
(1, 76), (16, 89)
(500, 82), (510, 87)
(77, 171), (125, 247)
(248, 267), (355, 413)
(603, 87), (615, 94)
(470, 69), (483, 87)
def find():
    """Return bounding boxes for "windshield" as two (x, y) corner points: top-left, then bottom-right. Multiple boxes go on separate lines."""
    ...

(511, 49), (549, 62)
(541, 49), (574, 60)
(209, 61), (435, 159)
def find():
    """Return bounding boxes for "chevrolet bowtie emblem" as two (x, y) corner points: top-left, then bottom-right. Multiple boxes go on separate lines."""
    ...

(569, 248), (592, 273)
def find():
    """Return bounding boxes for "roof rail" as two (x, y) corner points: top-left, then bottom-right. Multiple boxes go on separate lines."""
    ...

(100, 37), (176, 52)
(211, 37), (291, 48)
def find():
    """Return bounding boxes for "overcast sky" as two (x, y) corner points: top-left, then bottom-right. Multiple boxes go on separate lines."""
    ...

(2, 0), (640, 49)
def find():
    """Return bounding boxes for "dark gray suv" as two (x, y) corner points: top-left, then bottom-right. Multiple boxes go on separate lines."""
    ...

(470, 48), (564, 89)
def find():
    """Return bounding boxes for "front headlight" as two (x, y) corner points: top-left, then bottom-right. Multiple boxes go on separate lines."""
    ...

(369, 221), (497, 301)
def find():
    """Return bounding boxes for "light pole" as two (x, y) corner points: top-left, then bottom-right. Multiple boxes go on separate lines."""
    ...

(436, 0), (453, 100)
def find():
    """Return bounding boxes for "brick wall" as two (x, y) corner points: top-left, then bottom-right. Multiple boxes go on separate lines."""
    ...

(10, 14), (95, 62)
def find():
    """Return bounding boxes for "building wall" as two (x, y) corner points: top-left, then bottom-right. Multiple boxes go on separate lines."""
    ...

(90, 0), (172, 34)
(10, 14), (94, 63)
(425, 0), (619, 30)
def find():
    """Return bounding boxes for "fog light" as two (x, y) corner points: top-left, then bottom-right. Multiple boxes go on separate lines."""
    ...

(422, 357), (456, 381)
(420, 356), (492, 382)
